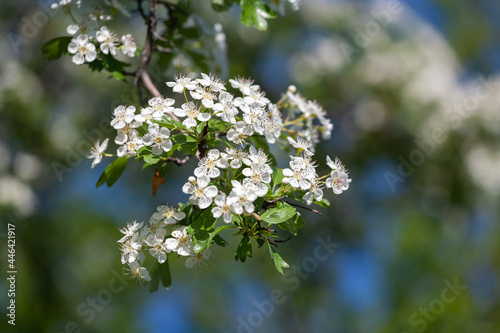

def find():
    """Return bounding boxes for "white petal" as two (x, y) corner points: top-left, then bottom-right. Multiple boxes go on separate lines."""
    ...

(205, 185), (218, 198)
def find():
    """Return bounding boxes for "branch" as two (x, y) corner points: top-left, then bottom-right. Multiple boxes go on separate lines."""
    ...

(285, 201), (323, 216)
(167, 155), (191, 166)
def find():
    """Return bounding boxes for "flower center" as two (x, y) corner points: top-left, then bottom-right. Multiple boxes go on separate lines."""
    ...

(163, 210), (175, 218)
(187, 109), (198, 118)
(206, 160), (216, 169)
(195, 188), (205, 198)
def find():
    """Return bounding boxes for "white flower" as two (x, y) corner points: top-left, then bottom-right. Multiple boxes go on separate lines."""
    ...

(50, 0), (81, 12)
(227, 179), (257, 214)
(144, 234), (170, 263)
(143, 124), (172, 155)
(111, 105), (137, 130)
(283, 164), (314, 190)
(121, 34), (136, 57)
(117, 131), (144, 157)
(166, 75), (198, 93)
(326, 170), (351, 194)
(227, 121), (254, 145)
(221, 148), (248, 169)
(326, 156), (347, 173)
(243, 86), (270, 106)
(243, 105), (265, 132)
(118, 220), (144, 243)
(67, 34), (96, 65)
(211, 194), (235, 223)
(120, 233), (142, 264)
(190, 87), (217, 109)
(96, 26), (118, 56)
(287, 137), (314, 156)
(262, 117), (281, 144)
(87, 138), (109, 168)
(303, 180), (324, 205)
(140, 216), (167, 239)
(213, 92), (238, 124)
(114, 125), (140, 146)
(198, 73), (226, 92)
(242, 146), (273, 175)
(229, 77), (259, 96)
(194, 149), (227, 178)
(185, 248), (212, 268)
(242, 164), (271, 197)
(182, 175), (218, 209)
(174, 102), (211, 128)
(137, 97), (175, 124)
(66, 19), (96, 35)
(165, 226), (193, 256)
(152, 205), (186, 225)
(126, 261), (151, 282)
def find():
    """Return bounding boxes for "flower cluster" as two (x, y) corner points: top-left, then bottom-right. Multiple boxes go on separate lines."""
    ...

(85, 73), (351, 288)
(50, 0), (137, 65)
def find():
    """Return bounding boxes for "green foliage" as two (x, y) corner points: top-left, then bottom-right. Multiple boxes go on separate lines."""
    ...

(41, 36), (72, 60)
(240, 0), (277, 30)
(235, 235), (252, 262)
(267, 241), (289, 274)
(148, 261), (172, 292)
(279, 211), (305, 236)
(96, 157), (128, 188)
(261, 202), (296, 224)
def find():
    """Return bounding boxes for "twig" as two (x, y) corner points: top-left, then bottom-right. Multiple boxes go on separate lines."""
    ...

(263, 195), (288, 209)
(285, 201), (322, 216)
(167, 155), (191, 165)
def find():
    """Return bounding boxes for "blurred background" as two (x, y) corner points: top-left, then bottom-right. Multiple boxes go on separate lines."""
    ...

(1, 0), (500, 332)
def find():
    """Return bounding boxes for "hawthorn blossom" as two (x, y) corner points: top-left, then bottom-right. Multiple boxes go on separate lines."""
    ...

(261, 117), (281, 144)
(287, 137), (314, 156)
(144, 234), (170, 263)
(198, 73), (226, 92)
(221, 148), (248, 169)
(213, 92), (238, 123)
(114, 125), (140, 146)
(152, 205), (186, 225)
(165, 226), (193, 256)
(111, 105), (137, 130)
(120, 233), (142, 264)
(185, 249), (212, 268)
(229, 77), (258, 96)
(121, 34), (136, 57)
(50, 0), (81, 12)
(326, 170), (351, 194)
(227, 121), (253, 145)
(96, 26), (118, 55)
(143, 124), (172, 155)
(136, 97), (175, 124)
(282, 164), (314, 190)
(243, 146), (272, 175)
(126, 261), (151, 282)
(87, 138), (109, 168)
(166, 75), (198, 93)
(67, 34), (96, 65)
(303, 180), (324, 205)
(211, 194), (235, 223)
(174, 102), (211, 128)
(117, 131), (144, 157)
(182, 175), (218, 209)
(326, 156), (347, 173)
(140, 216), (167, 239)
(190, 87), (217, 109)
(118, 220), (143, 243)
(243, 86), (270, 106)
(194, 149), (228, 178)
(242, 164), (271, 197)
(227, 179), (257, 214)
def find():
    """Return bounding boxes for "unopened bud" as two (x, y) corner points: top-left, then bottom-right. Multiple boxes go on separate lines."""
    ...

(287, 85), (297, 93)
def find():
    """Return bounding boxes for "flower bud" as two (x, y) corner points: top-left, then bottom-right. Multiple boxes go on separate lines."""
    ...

(287, 85), (297, 93)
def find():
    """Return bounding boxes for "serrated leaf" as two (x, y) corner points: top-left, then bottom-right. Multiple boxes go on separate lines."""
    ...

(143, 154), (161, 165)
(235, 236), (252, 262)
(282, 211), (305, 236)
(178, 141), (198, 155)
(267, 241), (289, 274)
(96, 157), (128, 188)
(240, 0), (277, 31)
(261, 203), (296, 224)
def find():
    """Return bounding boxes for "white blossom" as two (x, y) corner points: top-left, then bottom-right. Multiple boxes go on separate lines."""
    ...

(227, 121), (253, 145)
(303, 180), (324, 205)
(283, 163), (314, 190)
(229, 77), (259, 96)
(144, 234), (170, 263)
(174, 102), (211, 128)
(198, 73), (226, 92)
(96, 26), (118, 55)
(120, 233), (142, 264)
(326, 170), (351, 194)
(211, 194), (235, 223)
(143, 124), (172, 155)
(126, 261), (151, 282)
(152, 205), (186, 225)
(243, 146), (273, 175)
(118, 221), (143, 243)
(166, 75), (198, 93)
(182, 175), (218, 209)
(287, 137), (314, 156)
(221, 148), (248, 169)
(121, 34), (136, 57)
(117, 131), (144, 157)
(190, 87), (217, 109)
(87, 138), (109, 168)
(194, 149), (227, 178)
(165, 226), (193, 256)
(185, 249), (212, 268)
(140, 216), (167, 239)
(213, 92), (238, 123)
(67, 34), (96, 65)
(227, 179), (257, 214)
(111, 105), (137, 130)
(50, 0), (81, 12)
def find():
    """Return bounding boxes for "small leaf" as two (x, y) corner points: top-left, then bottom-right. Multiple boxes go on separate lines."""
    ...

(314, 198), (331, 208)
(281, 211), (305, 236)
(96, 157), (128, 188)
(240, 0), (277, 31)
(148, 263), (160, 292)
(158, 260), (172, 289)
(261, 202), (296, 224)
(211, 0), (237, 12)
(267, 241), (289, 274)
(178, 142), (198, 155)
(143, 154), (160, 165)
(41, 36), (72, 60)
(235, 236), (252, 262)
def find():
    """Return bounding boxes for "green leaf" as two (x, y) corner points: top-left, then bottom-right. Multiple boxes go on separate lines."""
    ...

(187, 208), (217, 242)
(143, 154), (161, 165)
(178, 141), (198, 155)
(213, 234), (228, 247)
(41, 36), (73, 60)
(314, 198), (331, 208)
(267, 241), (289, 274)
(235, 236), (252, 262)
(96, 157), (128, 188)
(157, 117), (184, 130)
(280, 211), (305, 236)
(148, 263), (160, 292)
(211, 0), (237, 12)
(172, 134), (197, 144)
(261, 202), (296, 224)
(158, 260), (172, 289)
(240, 0), (277, 31)
(271, 165), (283, 189)
(101, 53), (130, 74)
